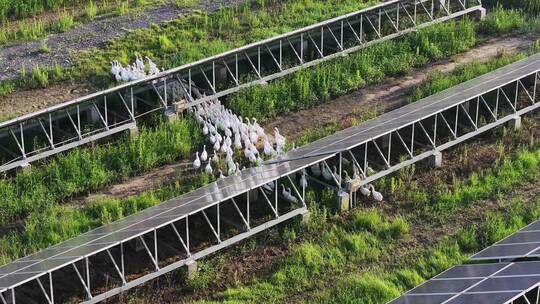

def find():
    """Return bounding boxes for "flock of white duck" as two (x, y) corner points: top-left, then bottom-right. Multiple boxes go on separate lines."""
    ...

(110, 57), (383, 202)
(111, 56), (161, 82)
(191, 99), (286, 178)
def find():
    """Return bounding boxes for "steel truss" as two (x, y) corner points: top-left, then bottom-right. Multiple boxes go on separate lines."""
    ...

(297, 70), (539, 208)
(509, 279), (540, 304)
(0, 0), (484, 173)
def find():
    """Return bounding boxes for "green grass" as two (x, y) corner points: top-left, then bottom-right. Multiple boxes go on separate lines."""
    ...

(38, 41), (51, 53)
(85, 1), (98, 19)
(51, 11), (76, 32)
(0, 117), (202, 226)
(481, 5), (526, 34)
(74, 0), (381, 86)
(0, 0), (157, 21)
(432, 148), (540, 212)
(316, 197), (540, 304)
(484, 0), (540, 15)
(175, 0), (200, 8)
(197, 150), (540, 303)
(208, 208), (407, 303)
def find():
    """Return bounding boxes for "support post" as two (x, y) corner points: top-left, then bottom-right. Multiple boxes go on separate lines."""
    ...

(507, 115), (522, 131)
(474, 7), (486, 20)
(185, 260), (198, 279)
(428, 150), (443, 168)
(128, 125), (139, 139)
(433, 0), (446, 12)
(163, 108), (178, 123)
(299, 210), (310, 224)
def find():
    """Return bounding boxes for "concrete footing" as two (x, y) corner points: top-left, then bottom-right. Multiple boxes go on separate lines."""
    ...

(507, 116), (522, 131)
(186, 260), (198, 279)
(428, 151), (443, 168)
(164, 108), (178, 123)
(128, 125), (139, 139)
(336, 190), (350, 212)
(174, 100), (189, 114)
(475, 7), (487, 21)
(17, 163), (31, 173)
(300, 210), (310, 223)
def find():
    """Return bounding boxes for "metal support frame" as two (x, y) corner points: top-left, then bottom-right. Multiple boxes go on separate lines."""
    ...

(0, 169), (309, 304)
(1, 59), (539, 304)
(0, 0), (483, 173)
(317, 70), (539, 192)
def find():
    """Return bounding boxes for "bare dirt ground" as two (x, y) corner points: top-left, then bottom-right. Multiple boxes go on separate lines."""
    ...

(0, 0), (244, 82)
(72, 33), (538, 204)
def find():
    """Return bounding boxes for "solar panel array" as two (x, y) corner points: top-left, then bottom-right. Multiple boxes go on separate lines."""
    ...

(286, 53), (540, 160)
(0, 53), (538, 293)
(389, 261), (540, 304)
(0, 154), (329, 290)
(471, 220), (540, 261)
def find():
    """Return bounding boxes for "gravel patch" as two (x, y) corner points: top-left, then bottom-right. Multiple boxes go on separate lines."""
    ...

(0, 0), (245, 81)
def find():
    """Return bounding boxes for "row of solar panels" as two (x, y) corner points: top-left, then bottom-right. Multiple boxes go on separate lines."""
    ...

(0, 52), (538, 293)
(389, 219), (540, 304)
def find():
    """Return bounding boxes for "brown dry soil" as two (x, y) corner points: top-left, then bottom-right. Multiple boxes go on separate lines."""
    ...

(74, 33), (537, 204)
(113, 113), (540, 303)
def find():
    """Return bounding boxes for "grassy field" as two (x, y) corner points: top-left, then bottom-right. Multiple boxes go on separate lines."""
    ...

(0, 19), (488, 227)
(0, 49), (537, 270)
(0, 0), (171, 46)
(0, 0), (536, 98)
(229, 20), (477, 120)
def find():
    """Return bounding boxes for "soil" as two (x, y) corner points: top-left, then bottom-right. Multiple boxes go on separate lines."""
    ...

(71, 33), (538, 204)
(0, 0), (245, 82)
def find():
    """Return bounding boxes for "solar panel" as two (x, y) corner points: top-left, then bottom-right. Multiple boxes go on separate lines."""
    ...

(471, 219), (540, 261)
(0, 53), (538, 293)
(287, 53), (540, 159)
(388, 261), (540, 304)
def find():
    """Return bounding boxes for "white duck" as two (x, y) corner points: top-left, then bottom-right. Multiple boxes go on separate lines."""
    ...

(359, 184), (371, 197)
(200, 145), (208, 162)
(311, 163), (322, 177)
(370, 185), (383, 202)
(193, 152), (201, 170)
(274, 127), (286, 147)
(299, 171), (308, 189)
(205, 161), (213, 175)
(322, 165), (333, 181)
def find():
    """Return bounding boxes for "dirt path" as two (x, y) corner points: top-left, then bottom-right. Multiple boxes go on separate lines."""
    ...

(0, 0), (244, 82)
(70, 34), (537, 204)
(263, 34), (538, 141)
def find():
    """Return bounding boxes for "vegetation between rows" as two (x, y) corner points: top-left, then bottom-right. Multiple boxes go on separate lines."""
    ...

(0, 118), (202, 226)
(0, 19), (536, 249)
(188, 144), (540, 303)
(0, 19), (479, 226)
